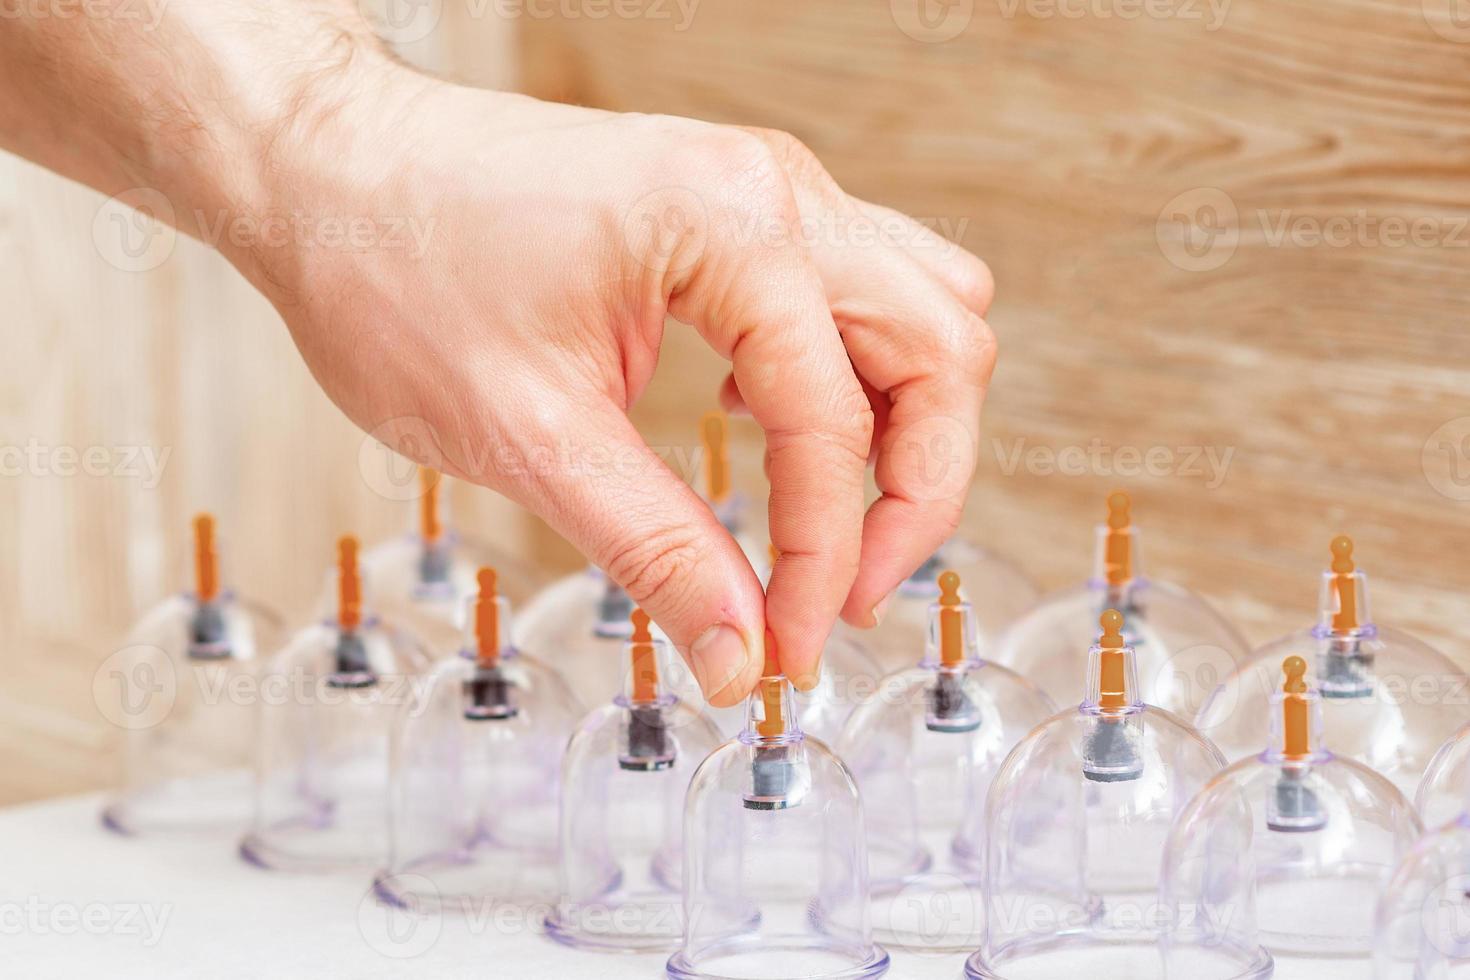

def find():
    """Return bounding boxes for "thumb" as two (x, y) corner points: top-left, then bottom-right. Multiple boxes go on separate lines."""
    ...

(505, 402), (766, 708)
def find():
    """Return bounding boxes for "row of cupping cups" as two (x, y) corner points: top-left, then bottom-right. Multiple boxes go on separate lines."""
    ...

(99, 484), (1470, 978)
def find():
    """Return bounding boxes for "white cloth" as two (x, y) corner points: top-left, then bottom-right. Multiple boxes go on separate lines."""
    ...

(0, 792), (1356, 979)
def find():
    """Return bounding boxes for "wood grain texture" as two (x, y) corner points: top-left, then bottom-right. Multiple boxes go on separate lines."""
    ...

(3, 2), (1468, 802)
(0, 16), (545, 804)
(516, 0), (1470, 656)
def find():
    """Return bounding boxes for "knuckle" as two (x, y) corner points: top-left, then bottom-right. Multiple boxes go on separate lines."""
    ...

(953, 255), (996, 314)
(827, 386), (876, 464)
(603, 529), (704, 612)
(941, 312), (999, 380)
(696, 130), (797, 221)
(746, 127), (818, 172)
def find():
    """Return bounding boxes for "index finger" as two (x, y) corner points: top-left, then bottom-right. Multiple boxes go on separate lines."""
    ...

(675, 249), (873, 690)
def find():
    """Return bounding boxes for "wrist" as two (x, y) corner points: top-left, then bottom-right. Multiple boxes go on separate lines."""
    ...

(224, 68), (547, 306)
(133, 9), (433, 280)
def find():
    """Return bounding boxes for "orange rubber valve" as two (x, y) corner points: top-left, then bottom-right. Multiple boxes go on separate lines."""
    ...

(193, 513), (220, 603)
(419, 467), (444, 544)
(756, 637), (787, 738)
(337, 536), (363, 631)
(620, 607), (677, 771)
(938, 571), (965, 667)
(1097, 608), (1129, 711)
(474, 568), (501, 667)
(1281, 656), (1311, 759)
(1104, 491), (1133, 587)
(744, 632), (809, 811)
(1329, 535), (1358, 633)
(925, 570), (983, 733)
(629, 609), (659, 703)
(701, 411), (731, 504)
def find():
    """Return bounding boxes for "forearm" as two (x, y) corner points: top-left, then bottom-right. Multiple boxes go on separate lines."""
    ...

(0, 0), (396, 252)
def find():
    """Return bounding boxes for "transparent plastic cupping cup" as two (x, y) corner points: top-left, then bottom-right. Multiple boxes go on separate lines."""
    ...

(546, 608), (725, 952)
(838, 570), (1055, 953)
(375, 568), (582, 911)
(668, 645), (889, 980)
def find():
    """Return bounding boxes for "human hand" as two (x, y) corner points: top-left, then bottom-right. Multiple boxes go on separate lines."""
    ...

(0, 0), (995, 706)
(232, 55), (995, 706)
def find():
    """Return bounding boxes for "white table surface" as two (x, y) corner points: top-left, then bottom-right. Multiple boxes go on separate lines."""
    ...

(0, 792), (1355, 979)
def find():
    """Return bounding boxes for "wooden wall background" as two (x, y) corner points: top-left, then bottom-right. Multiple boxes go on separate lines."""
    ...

(1, 0), (1466, 803)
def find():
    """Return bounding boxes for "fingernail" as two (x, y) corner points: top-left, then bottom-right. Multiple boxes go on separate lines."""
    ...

(871, 590), (896, 627)
(793, 657), (822, 693)
(691, 624), (752, 703)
